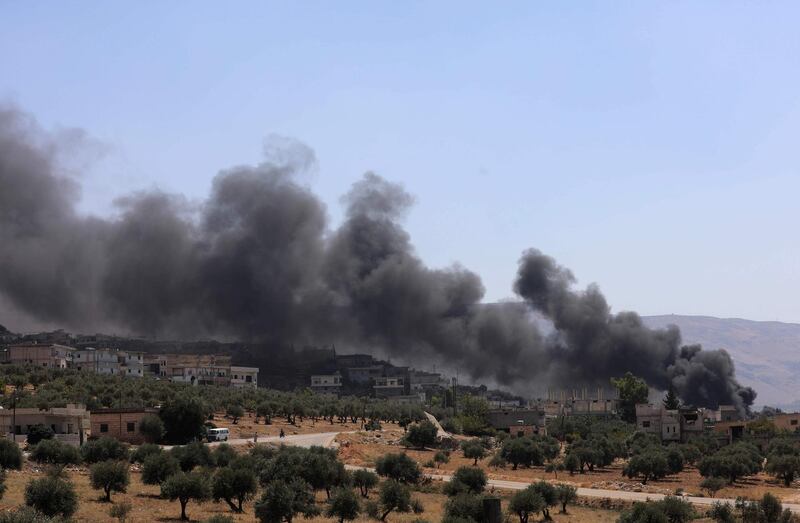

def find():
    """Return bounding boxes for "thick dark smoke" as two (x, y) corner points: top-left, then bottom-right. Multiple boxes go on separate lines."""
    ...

(0, 106), (755, 410)
(514, 250), (755, 410)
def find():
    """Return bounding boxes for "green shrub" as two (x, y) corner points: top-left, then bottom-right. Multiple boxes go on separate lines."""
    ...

(160, 471), (212, 521)
(90, 460), (130, 502)
(24, 477), (78, 519)
(326, 487), (360, 522)
(0, 438), (23, 470)
(30, 439), (80, 465)
(81, 437), (130, 464)
(130, 442), (161, 464)
(142, 452), (180, 485)
(0, 507), (59, 523)
(375, 453), (421, 484)
(138, 415), (165, 444)
(109, 500), (132, 522)
(25, 425), (54, 446)
(171, 441), (214, 472)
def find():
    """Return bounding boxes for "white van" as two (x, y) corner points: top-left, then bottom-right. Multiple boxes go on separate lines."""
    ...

(207, 428), (230, 442)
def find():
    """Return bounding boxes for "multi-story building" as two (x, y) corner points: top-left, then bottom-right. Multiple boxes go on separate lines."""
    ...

(7, 343), (74, 368)
(635, 404), (707, 443)
(0, 404), (90, 446)
(144, 353), (169, 377)
(230, 366), (259, 388)
(73, 348), (120, 374)
(311, 373), (343, 396)
(120, 351), (145, 378)
(409, 370), (442, 392)
(373, 376), (406, 398)
(540, 388), (619, 418)
(90, 407), (159, 444)
(345, 365), (385, 385)
(165, 354), (232, 386)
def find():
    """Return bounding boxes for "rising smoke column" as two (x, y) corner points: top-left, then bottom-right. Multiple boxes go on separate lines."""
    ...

(0, 107), (108, 327)
(323, 172), (546, 382)
(0, 105), (755, 409)
(514, 249), (756, 410)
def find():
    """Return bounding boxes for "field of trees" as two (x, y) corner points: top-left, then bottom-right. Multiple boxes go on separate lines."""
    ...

(0, 366), (799, 521)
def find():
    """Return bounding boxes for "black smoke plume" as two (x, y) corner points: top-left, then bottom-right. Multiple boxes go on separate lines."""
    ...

(0, 106), (755, 410)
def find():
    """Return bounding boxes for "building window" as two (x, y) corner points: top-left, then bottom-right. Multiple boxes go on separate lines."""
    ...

(246, 375), (252, 383)
(127, 422), (135, 432)
(642, 421), (651, 428)
(100, 424), (109, 433)
(792, 419), (798, 426)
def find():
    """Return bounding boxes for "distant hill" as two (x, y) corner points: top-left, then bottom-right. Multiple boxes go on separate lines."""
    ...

(643, 315), (800, 409)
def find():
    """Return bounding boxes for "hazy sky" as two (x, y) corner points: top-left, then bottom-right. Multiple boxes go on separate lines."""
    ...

(2, 2), (799, 323)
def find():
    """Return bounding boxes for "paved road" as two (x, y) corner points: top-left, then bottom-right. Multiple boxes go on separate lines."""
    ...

(163, 431), (344, 450)
(345, 465), (800, 513)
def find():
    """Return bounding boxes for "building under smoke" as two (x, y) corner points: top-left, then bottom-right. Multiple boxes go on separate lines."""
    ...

(0, 106), (756, 411)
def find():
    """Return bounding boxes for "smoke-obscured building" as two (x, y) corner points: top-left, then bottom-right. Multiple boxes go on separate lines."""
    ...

(310, 373), (343, 396)
(373, 376), (406, 398)
(487, 407), (545, 433)
(231, 366), (259, 388)
(538, 388), (619, 417)
(6, 343), (75, 368)
(163, 354), (232, 386)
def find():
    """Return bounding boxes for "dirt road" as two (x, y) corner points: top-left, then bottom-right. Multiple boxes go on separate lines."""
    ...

(163, 430), (344, 450)
(345, 465), (800, 513)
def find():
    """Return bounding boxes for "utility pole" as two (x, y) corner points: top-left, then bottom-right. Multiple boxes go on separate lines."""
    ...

(451, 376), (458, 418)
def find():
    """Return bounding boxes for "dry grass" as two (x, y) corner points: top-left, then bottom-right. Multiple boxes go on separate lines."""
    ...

(212, 412), (395, 440)
(337, 432), (800, 504)
(0, 464), (622, 523)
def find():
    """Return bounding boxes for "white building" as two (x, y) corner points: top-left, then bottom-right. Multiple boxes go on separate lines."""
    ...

(231, 366), (259, 388)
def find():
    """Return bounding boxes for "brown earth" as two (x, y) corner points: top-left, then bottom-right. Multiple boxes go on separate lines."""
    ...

(0, 464), (622, 523)
(335, 431), (800, 505)
(210, 411), (381, 440)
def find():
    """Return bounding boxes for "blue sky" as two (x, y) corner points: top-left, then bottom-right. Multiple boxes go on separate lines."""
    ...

(2, 2), (799, 322)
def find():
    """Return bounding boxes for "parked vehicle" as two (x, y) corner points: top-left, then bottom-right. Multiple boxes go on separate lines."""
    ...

(207, 428), (229, 442)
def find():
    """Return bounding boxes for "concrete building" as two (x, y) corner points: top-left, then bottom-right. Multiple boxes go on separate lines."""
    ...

(409, 370), (442, 392)
(7, 343), (74, 368)
(373, 376), (406, 398)
(144, 353), (169, 377)
(335, 353), (375, 369)
(772, 413), (800, 432)
(0, 404), (89, 446)
(719, 405), (743, 422)
(487, 408), (544, 431)
(90, 407), (159, 444)
(540, 388), (619, 418)
(310, 373), (343, 396)
(164, 354), (232, 386)
(345, 365), (385, 385)
(635, 404), (707, 443)
(73, 348), (120, 374)
(120, 351), (145, 378)
(230, 366), (259, 388)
